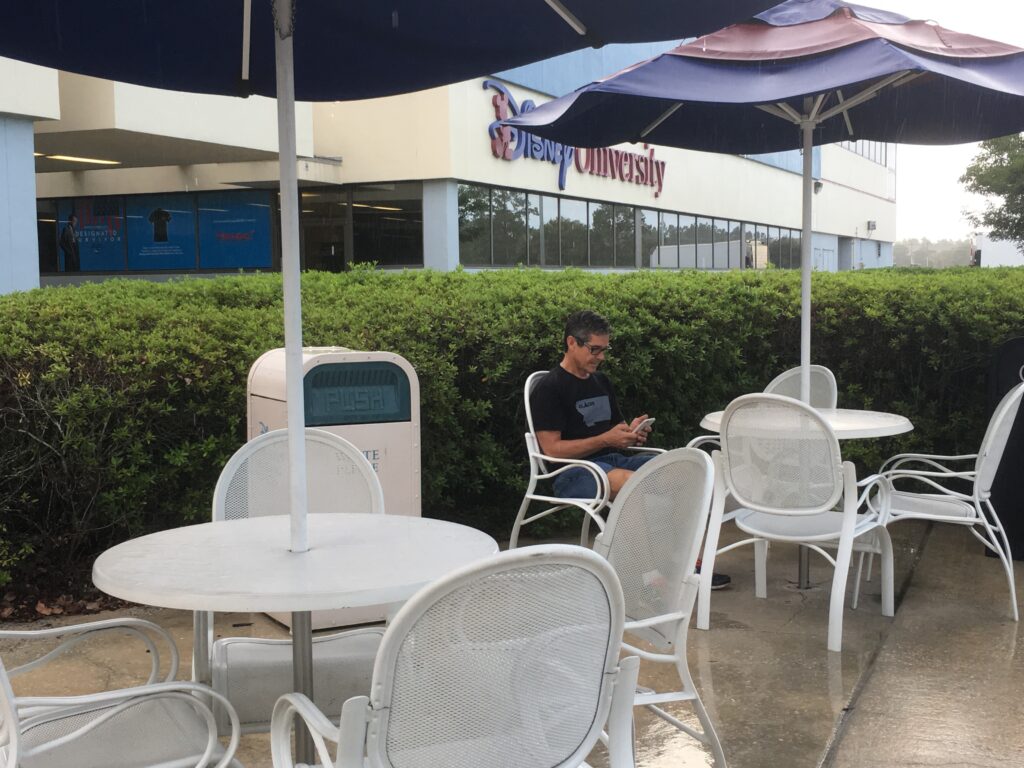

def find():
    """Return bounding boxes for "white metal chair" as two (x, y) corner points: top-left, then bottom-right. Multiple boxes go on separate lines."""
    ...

(868, 382), (1024, 621)
(0, 618), (242, 768)
(592, 448), (726, 767)
(764, 364), (838, 408)
(510, 370), (662, 548)
(269, 544), (640, 768)
(697, 394), (894, 652)
(198, 427), (388, 734)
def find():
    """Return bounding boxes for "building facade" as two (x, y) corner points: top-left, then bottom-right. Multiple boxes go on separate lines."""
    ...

(0, 43), (897, 294)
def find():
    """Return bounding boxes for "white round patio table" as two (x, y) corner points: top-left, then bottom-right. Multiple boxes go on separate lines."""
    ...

(93, 514), (498, 762)
(700, 407), (913, 439)
(699, 406), (913, 589)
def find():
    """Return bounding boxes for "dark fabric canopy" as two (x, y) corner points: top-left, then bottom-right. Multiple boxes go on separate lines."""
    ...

(0, 0), (778, 101)
(509, 0), (1024, 153)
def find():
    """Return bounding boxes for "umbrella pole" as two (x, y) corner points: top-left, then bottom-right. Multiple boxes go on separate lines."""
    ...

(274, 3), (309, 556)
(800, 118), (814, 404)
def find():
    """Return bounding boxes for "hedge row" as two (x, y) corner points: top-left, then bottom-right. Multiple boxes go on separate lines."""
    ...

(1, 267), (1023, 590)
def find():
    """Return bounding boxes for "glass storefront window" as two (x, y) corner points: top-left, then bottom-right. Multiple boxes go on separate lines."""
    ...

(614, 205), (635, 268)
(560, 198), (588, 266)
(639, 209), (658, 269)
(458, 184), (491, 266)
(589, 202), (615, 267)
(300, 188), (346, 272)
(767, 226), (782, 269)
(712, 218), (730, 270)
(696, 217), (713, 270)
(351, 182), (423, 267)
(492, 189), (527, 266)
(657, 212), (679, 269)
(679, 215), (697, 269)
(37, 200), (59, 273)
(728, 222), (742, 269)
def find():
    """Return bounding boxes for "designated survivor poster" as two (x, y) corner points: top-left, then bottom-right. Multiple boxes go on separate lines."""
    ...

(198, 190), (273, 269)
(57, 197), (125, 271)
(126, 194), (197, 269)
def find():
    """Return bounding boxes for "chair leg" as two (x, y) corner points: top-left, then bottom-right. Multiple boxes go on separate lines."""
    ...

(509, 493), (533, 549)
(876, 528), (895, 617)
(754, 539), (768, 599)
(851, 552), (865, 610)
(580, 512), (593, 547)
(982, 503), (1019, 622)
(827, 536), (855, 653)
(864, 551), (875, 583)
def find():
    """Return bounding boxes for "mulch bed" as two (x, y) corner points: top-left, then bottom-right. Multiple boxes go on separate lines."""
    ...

(1, 587), (126, 622)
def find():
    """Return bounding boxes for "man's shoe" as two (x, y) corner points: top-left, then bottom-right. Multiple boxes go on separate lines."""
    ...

(695, 563), (732, 590)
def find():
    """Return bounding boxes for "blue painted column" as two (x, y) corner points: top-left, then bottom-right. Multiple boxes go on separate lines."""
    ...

(0, 117), (40, 294)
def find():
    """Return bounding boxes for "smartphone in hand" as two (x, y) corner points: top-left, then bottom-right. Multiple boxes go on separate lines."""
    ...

(632, 417), (655, 433)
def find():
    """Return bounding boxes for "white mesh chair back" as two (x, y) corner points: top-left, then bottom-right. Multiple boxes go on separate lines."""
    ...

(594, 448), (713, 649)
(721, 394), (844, 515)
(524, 370), (551, 473)
(365, 545), (624, 768)
(764, 365), (838, 408)
(0, 659), (21, 764)
(975, 382), (1024, 495)
(212, 428), (384, 520)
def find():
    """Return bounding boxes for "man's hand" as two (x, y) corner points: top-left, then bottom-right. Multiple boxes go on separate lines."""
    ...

(604, 422), (642, 450)
(627, 414), (653, 446)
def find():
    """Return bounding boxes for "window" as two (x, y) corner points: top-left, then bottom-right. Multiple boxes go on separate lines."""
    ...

(458, 184), (491, 266)
(351, 182), (423, 267)
(492, 188), (526, 266)
(639, 209), (659, 269)
(696, 217), (713, 269)
(713, 218), (730, 270)
(559, 198), (588, 266)
(679, 215), (697, 269)
(613, 205), (635, 268)
(656, 212), (679, 269)
(589, 202), (615, 267)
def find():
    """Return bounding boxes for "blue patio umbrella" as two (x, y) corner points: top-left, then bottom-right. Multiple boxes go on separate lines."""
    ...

(0, 0), (778, 554)
(507, 0), (1024, 401)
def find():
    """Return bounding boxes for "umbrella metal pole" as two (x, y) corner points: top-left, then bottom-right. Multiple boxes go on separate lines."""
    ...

(799, 115), (815, 589)
(274, 1), (309, 558)
(275, 3), (315, 761)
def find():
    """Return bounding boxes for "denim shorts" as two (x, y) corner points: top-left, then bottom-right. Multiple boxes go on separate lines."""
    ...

(553, 452), (657, 499)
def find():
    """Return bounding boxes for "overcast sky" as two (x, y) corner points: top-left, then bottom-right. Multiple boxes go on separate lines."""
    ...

(860, 1), (1024, 241)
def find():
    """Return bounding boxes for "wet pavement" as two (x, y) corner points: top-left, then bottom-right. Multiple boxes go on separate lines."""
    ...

(2, 518), (1021, 767)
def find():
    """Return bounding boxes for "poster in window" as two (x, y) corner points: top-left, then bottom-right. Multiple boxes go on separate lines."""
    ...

(197, 191), (273, 269)
(57, 197), (126, 271)
(126, 194), (197, 270)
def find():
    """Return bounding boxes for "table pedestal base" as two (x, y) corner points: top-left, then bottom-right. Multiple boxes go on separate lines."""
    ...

(292, 611), (315, 764)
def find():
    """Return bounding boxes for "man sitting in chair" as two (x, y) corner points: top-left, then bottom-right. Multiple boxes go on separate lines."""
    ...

(531, 309), (730, 589)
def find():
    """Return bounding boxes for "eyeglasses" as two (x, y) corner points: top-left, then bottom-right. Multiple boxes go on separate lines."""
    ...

(575, 337), (612, 356)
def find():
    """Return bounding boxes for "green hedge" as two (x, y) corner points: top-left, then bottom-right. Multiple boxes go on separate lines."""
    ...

(1, 267), (1023, 590)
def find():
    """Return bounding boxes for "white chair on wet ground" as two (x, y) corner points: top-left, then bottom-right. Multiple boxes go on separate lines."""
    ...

(510, 370), (663, 549)
(696, 393), (894, 653)
(591, 447), (727, 767)
(270, 544), (641, 768)
(0, 617), (242, 767)
(862, 382), (1024, 621)
(198, 427), (387, 734)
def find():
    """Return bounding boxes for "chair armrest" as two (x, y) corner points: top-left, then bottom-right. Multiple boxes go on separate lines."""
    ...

(530, 453), (611, 506)
(856, 474), (891, 519)
(0, 617), (179, 684)
(18, 681), (240, 768)
(686, 435), (721, 451)
(271, 692), (354, 768)
(880, 453), (978, 474)
(625, 446), (666, 455)
(881, 470), (975, 501)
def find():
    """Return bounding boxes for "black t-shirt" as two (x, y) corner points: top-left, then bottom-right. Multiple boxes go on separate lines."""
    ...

(530, 366), (624, 452)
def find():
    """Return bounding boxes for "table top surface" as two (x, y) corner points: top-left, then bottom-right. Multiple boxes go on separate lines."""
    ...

(93, 514), (499, 613)
(700, 407), (914, 439)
